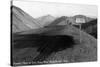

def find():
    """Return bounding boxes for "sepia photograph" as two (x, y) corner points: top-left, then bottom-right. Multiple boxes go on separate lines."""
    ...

(11, 0), (97, 66)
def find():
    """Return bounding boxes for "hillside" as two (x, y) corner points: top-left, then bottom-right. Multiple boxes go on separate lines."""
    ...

(11, 6), (41, 33)
(44, 15), (97, 38)
(45, 16), (67, 27)
(12, 24), (97, 65)
(46, 15), (95, 27)
(40, 25), (97, 62)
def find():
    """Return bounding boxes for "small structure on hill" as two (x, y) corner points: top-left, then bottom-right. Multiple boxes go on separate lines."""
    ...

(73, 15), (86, 24)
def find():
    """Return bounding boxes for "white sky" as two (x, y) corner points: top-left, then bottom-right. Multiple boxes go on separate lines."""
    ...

(12, 0), (98, 18)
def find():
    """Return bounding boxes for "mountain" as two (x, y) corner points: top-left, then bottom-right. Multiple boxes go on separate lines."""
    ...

(13, 15), (97, 38)
(36, 15), (56, 26)
(44, 15), (97, 38)
(63, 15), (95, 25)
(46, 15), (95, 27)
(11, 6), (42, 33)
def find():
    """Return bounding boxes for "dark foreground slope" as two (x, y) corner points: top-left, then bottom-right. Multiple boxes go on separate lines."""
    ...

(13, 34), (75, 63)
(12, 25), (97, 66)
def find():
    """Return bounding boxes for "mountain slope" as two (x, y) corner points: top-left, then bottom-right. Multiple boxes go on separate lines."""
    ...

(45, 15), (97, 38)
(46, 16), (68, 27)
(11, 6), (42, 33)
(36, 15), (56, 26)
(46, 15), (95, 27)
